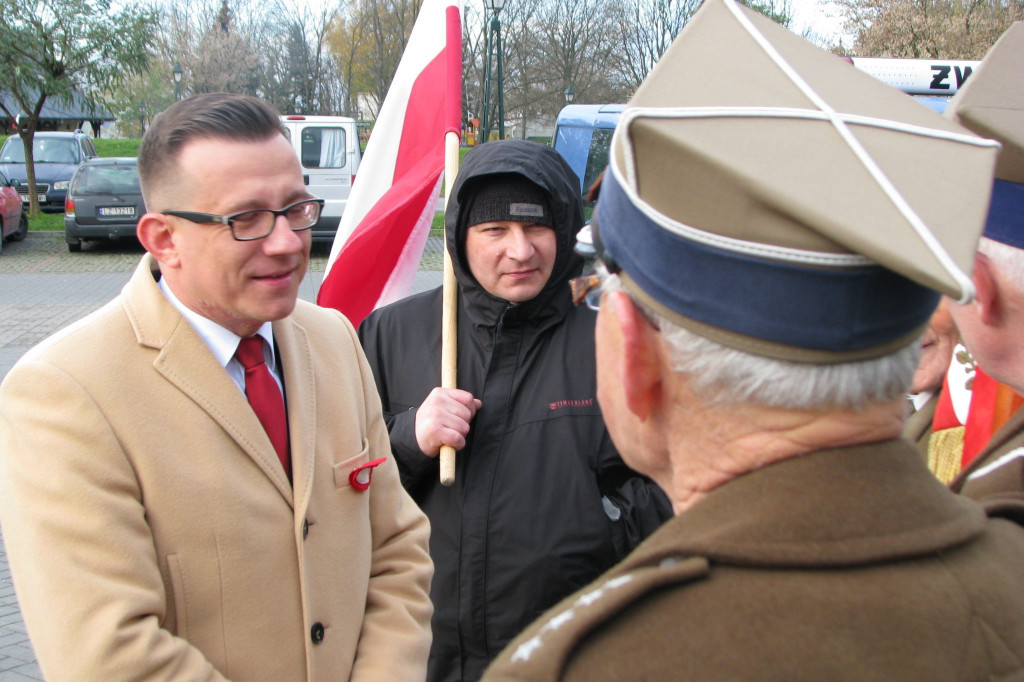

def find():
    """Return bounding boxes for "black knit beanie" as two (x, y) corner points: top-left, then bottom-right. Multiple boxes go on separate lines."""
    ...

(463, 174), (552, 227)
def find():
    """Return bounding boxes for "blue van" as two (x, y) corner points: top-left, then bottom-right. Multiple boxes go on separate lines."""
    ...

(552, 104), (624, 200)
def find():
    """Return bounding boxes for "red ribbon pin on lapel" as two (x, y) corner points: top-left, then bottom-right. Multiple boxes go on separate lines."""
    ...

(349, 457), (387, 491)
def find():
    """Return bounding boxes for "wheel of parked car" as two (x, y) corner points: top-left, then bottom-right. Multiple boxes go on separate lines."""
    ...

(9, 214), (28, 242)
(67, 240), (82, 253)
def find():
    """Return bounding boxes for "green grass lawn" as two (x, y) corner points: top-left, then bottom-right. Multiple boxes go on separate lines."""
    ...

(27, 212), (64, 231)
(95, 138), (141, 157)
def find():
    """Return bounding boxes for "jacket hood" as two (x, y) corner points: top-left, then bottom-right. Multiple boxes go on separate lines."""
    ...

(445, 139), (584, 327)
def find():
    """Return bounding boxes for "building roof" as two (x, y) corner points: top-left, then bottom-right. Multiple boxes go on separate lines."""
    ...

(0, 90), (114, 122)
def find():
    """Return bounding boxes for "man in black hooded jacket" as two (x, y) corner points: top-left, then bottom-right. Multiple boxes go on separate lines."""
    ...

(358, 139), (671, 682)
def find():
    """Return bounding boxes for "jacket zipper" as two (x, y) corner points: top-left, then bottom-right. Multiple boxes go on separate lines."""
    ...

(494, 304), (513, 340)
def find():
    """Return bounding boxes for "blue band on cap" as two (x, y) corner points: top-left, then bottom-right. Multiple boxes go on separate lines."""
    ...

(598, 171), (938, 353)
(983, 179), (1024, 248)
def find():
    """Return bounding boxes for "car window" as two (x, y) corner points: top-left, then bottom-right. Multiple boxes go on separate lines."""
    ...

(300, 127), (347, 169)
(0, 136), (88, 164)
(72, 165), (141, 195)
(553, 125), (593, 195)
(35, 139), (78, 164)
(0, 138), (25, 163)
(582, 129), (613, 200)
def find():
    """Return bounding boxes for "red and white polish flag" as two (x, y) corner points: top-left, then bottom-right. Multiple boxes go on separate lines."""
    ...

(317, 0), (463, 327)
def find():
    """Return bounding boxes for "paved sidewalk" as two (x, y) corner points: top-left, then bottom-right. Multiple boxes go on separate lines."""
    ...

(0, 524), (37, 681)
(0, 231), (444, 678)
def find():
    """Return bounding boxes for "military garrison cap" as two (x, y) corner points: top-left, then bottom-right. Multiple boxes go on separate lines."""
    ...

(945, 22), (1024, 249)
(596, 0), (1000, 363)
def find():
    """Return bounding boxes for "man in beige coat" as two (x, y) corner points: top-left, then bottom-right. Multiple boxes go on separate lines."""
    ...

(482, 1), (1024, 680)
(0, 94), (433, 681)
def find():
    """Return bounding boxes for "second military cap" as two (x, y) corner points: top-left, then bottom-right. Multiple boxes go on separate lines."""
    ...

(946, 22), (1024, 249)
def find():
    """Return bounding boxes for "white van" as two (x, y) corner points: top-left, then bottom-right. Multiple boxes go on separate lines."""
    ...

(279, 115), (361, 241)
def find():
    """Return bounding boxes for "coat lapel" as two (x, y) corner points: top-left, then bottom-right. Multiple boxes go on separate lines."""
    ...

(122, 254), (294, 503)
(273, 316), (317, 518)
(953, 405), (1024, 490)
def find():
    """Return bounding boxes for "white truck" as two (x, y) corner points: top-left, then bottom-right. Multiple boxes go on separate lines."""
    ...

(279, 115), (362, 241)
(846, 57), (980, 97)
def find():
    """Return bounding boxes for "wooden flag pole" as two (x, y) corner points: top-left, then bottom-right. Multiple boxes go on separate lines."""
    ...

(439, 130), (461, 486)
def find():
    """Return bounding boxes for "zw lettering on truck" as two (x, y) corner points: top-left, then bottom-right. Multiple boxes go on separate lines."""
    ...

(930, 65), (974, 91)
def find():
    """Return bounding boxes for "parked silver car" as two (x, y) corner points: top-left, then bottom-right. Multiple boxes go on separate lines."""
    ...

(64, 157), (145, 252)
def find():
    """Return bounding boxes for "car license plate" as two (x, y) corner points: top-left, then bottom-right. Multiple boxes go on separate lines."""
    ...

(20, 194), (45, 203)
(99, 206), (135, 217)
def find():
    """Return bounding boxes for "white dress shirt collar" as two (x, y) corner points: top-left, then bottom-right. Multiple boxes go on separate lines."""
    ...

(157, 277), (279, 393)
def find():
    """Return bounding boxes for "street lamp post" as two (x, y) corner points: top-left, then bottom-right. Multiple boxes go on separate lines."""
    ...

(564, 86), (575, 104)
(480, 0), (506, 144)
(172, 62), (184, 101)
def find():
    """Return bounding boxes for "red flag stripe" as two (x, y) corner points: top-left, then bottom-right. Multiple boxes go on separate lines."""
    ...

(446, 5), (463, 135)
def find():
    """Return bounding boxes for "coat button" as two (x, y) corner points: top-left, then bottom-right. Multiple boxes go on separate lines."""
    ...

(311, 622), (325, 644)
(302, 519), (309, 539)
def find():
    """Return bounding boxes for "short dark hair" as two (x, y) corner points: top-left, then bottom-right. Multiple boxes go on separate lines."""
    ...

(138, 93), (286, 206)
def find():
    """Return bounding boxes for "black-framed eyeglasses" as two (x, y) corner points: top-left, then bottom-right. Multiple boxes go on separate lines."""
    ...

(162, 198), (324, 241)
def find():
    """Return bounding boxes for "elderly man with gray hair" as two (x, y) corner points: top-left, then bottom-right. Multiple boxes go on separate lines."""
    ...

(481, 2), (1024, 680)
(941, 22), (1024, 508)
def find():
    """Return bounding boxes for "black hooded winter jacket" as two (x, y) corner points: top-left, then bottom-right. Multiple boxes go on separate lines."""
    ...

(358, 140), (671, 682)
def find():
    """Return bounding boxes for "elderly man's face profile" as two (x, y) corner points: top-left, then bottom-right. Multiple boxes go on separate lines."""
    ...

(159, 134), (312, 337)
(465, 221), (557, 304)
(910, 300), (958, 395)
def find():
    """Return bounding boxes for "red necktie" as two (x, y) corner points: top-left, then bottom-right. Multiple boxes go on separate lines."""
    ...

(236, 336), (291, 480)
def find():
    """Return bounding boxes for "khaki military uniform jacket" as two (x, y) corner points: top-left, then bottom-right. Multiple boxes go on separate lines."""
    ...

(0, 255), (433, 681)
(482, 440), (1024, 681)
(952, 406), (1024, 521)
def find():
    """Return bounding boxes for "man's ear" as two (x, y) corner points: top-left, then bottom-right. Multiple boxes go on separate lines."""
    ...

(973, 253), (1001, 327)
(136, 213), (180, 269)
(606, 290), (663, 422)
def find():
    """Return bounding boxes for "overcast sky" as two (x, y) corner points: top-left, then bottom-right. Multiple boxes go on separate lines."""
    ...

(287, 0), (856, 55)
(787, 0), (853, 47)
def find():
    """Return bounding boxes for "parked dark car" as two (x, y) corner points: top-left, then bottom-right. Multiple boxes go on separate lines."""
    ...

(0, 130), (98, 212)
(64, 157), (145, 252)
(0, 168), (28, 254)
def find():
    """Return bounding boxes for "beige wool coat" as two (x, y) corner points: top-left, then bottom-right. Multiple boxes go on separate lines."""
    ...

(0, 255), (433, 681)
(482, 440), (1024, 681)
